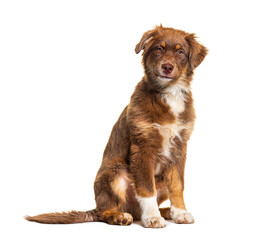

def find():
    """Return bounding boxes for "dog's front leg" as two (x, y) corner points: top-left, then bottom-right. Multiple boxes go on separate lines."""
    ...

(165, 145), (195, 224)
(130, 143), (166, 228)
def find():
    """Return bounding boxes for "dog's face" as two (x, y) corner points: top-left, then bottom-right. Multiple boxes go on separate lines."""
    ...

(135, 26), (207, 89)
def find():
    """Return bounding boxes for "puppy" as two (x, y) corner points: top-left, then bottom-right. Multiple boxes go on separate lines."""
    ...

(26, 25), (207, 228)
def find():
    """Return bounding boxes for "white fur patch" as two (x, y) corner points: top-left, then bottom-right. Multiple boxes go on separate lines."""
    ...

(136, 195), (166, 227)
(153, 122), (185, 159)
(110, 173), (129, 202)
(164, 82), (190, 107)
(154, 163), (162, 176)
(164, 83), (190, 115)
(170, 206), (194, 223)
(136, 196), (161, 219)
(153, 84), (190, 160)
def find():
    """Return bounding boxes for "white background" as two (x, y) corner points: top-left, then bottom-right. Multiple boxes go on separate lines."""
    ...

(1, 0), (275, 239)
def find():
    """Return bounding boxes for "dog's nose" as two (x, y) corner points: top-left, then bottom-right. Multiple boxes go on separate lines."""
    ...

(161, 63), (174, 75)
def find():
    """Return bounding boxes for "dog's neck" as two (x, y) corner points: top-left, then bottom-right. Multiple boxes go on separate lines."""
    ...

(142, 75), (191, 101)
(162, 82), (190, 100)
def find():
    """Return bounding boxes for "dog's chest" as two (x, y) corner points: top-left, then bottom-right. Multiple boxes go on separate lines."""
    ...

(154, 91), (186, 160)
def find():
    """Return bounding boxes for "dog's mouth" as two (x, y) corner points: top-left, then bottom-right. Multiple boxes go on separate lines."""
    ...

(154, 67), (176, 81)
(159, 75), (172, 79)
(152, 66), (176, 82)
(157, 75), (174, 81)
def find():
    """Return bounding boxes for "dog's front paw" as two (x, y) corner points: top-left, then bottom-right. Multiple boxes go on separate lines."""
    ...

(170, 206), (194, 224)
(143, 216), (166, 228)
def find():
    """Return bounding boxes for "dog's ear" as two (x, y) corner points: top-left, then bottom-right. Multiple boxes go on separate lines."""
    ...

(135, 29), (158, 54)
(185, 33), (208, 70)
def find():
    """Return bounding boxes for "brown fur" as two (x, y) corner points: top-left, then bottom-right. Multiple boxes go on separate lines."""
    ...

(25, 25), (207, 227)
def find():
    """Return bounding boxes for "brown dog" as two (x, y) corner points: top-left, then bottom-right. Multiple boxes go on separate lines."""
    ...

(26, 25), (207, 228)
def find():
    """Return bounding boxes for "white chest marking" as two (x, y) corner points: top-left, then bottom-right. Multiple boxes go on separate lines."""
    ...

(154, 84), (189, 159)
(165, 92), (185, 117)
(153, 122), (185, 159)
(163, 82), (189, 118)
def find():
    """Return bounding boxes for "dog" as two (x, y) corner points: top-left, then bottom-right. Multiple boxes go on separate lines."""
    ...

(26, 25), (207, 228)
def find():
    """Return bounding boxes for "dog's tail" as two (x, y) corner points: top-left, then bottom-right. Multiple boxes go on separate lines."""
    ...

(25, 209), (98, 224)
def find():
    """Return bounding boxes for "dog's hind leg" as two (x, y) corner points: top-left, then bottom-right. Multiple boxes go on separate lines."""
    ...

(94, 167), (133, 226)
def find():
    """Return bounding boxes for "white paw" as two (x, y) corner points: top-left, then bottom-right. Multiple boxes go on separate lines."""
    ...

(143, 216), (166, 228)
(136, 195), (166, 228)
(170, 206), (194, 224)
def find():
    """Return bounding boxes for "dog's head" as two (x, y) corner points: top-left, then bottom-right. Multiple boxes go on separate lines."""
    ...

(135, 25), (207, 89)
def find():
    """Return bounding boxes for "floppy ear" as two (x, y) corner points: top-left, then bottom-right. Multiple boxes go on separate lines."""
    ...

(135, 29), (158, 54)
(186, 33), (208, 70)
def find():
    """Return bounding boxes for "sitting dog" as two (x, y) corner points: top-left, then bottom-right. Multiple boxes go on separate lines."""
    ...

(26, 25), (207, 228)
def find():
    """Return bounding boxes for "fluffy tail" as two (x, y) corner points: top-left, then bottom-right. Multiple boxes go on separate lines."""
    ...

(25, 209), (98, 224)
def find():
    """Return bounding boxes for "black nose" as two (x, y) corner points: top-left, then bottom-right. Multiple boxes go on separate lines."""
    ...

(161, 63), (174, 74)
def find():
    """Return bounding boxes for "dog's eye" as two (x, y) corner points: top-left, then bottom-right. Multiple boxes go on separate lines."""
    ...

(178, 50), (184, 56)
(157, 47), (163, 53)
